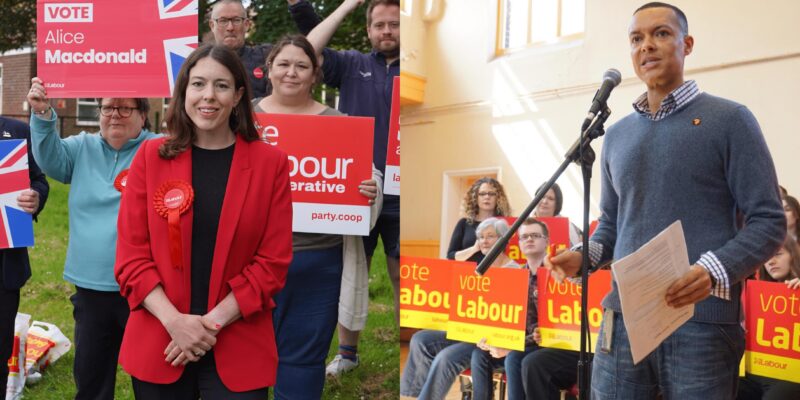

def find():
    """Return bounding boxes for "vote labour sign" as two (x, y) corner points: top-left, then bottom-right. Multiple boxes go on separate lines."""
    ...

(253, 113), (374, 236)
(399, 256), (463, 331)
(504, 216), (570, 265)
(37, 0), (198, 97)
(383, 76), (400, 196)
(446, 264), (530, 351)
(743, 280), (800, 383)
(536, 269), (612, 351)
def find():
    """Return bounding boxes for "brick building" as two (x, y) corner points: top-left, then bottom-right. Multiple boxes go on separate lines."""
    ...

(0, 48), (169, 137)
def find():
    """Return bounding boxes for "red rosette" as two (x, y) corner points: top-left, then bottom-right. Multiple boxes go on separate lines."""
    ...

(113, 169), (129, 192)
(153, 180), (194, 269)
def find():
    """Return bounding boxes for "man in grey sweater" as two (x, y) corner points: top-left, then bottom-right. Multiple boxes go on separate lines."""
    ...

(549, 2), (785, 399)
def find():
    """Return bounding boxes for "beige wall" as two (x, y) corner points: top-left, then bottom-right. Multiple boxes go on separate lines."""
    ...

(400, 0), (800, 255)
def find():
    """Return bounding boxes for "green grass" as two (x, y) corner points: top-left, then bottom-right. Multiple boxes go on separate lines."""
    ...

(19, 178), (398, 399)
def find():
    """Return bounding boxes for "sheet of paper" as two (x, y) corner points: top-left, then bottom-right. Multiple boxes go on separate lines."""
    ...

(611, 220), (694, 364)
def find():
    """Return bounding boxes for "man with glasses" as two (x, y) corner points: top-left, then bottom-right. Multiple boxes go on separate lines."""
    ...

(27, 79), (159, 399)
(306, 0), (401, 377)
(469, 218), (549, 400)
(208, 0), (322, 98)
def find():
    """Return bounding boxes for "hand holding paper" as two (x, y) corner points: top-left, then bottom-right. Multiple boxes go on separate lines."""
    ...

(611, 220), (694, 364)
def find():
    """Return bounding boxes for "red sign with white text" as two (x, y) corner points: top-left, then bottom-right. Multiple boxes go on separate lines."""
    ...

(37, 0), (198, 97)
(537, 268), (612, 351)
(384, 76), (400, 196)
(744, 280), (800, 383)
(253, 113), (374, 235)
(504, 217), (570, 265)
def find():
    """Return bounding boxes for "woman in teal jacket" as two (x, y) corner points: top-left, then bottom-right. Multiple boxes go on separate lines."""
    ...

(27, 78), (160, 400)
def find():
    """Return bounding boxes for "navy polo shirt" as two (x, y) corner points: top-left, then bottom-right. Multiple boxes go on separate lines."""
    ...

(322, 48), (400, 214)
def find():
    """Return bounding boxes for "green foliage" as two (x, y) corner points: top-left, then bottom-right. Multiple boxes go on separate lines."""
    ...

(0, 0), (36, 53)
(200, 0), (371, 52)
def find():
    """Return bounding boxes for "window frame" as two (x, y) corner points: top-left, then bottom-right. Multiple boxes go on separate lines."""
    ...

(495, 0), (585, 56)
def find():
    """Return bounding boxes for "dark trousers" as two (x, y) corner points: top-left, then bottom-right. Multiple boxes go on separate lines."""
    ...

(71, 286), (129, 400)
(131, 351), (268, 400)
(0, 283), (20, 397)
(272, 246), (343, 400)
(737, 373), (800, 400)
(521, 348), (580, 400)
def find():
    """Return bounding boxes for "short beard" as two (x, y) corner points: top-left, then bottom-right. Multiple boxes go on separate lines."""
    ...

(378, 45), (400, 60)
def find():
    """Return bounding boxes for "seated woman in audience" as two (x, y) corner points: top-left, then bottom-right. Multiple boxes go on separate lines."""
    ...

(401, 218), (518, 400)
(783, 194), (799, 242)
(446, 177), (511, 263)
(533, 182), (582, 245)
(737, 237), (800, 400)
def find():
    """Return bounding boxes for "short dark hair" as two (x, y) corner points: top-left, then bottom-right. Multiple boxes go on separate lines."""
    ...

(521, 217), (549, 238)
(266, 34), (321, 92)
(634, 2), (688, 35)
(160, 44), (258, 159)
(367, 0), (399, 26)
(536, 182), (564, 217)
(96, 98), (151, 131)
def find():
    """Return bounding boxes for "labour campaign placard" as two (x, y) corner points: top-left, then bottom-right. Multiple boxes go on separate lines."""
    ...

(253, 113), (374, 236)
(504, 216), (570, 265)
(744, 280), (800, 383)
(384, 76), (400, 196)
(37, 0), (198, 97)
(399, 256), (464, 331)
(446, 263), (529, 351)
(537, 268), (612, 351)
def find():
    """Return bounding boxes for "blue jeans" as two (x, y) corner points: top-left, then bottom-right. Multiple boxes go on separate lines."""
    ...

(401, 330), (474, 399)
(272, 246), (343, 400)
(591, 311), (744, 400)
(470, 344), (538, 400)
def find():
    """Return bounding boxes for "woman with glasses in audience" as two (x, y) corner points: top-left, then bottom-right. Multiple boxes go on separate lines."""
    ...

(401, 218), (518, 400)
(27, 82), (159, 399)
(447, 177), (511, 263)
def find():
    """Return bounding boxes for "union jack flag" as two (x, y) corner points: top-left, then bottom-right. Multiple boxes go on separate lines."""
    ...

(0, 139), (33, 249)
(158, 0), (198, 20)
(163, 37), (199, 95)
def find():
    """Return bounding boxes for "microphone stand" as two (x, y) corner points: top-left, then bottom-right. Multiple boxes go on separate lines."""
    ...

(475, 105), (612, 400)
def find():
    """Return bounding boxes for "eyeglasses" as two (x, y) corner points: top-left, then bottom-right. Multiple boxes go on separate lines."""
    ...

(519, 233), (547, 241)
(478, 191), (498, 198)
(99, 106), (138, 118)
(214, 17), (247, 27)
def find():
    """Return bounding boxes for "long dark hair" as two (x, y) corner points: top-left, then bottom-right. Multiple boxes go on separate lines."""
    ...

(160, 44), (258, 159)
(784, 195), (800, 240)
(759, 236), (800, 282)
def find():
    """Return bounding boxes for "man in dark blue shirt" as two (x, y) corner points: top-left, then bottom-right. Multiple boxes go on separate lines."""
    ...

(0, 116), (49, 397)
(308, 0), (400, 376)
(208, 0), (321, 98)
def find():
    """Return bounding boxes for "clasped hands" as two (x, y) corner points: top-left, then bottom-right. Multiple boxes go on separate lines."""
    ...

(162, 313), (222, 367)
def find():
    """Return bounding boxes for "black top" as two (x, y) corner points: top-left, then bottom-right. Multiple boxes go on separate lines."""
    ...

(190, 144), (234, 315)
(446, 218), (484, 263)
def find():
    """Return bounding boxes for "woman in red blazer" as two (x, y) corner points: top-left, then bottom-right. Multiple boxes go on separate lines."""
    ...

(114, 44), (292, 399)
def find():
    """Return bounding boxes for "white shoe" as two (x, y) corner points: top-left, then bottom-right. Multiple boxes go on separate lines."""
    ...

(325, 354), (359, 376)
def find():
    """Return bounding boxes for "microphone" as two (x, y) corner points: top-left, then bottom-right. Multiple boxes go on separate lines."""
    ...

(583, 69), (621, 129)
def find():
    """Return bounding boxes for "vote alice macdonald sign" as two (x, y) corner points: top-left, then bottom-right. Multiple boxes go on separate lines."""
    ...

(37, 0), (198, 97)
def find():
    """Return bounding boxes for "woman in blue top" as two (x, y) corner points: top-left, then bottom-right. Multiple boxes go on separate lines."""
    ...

(27, 79), (159, 400)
